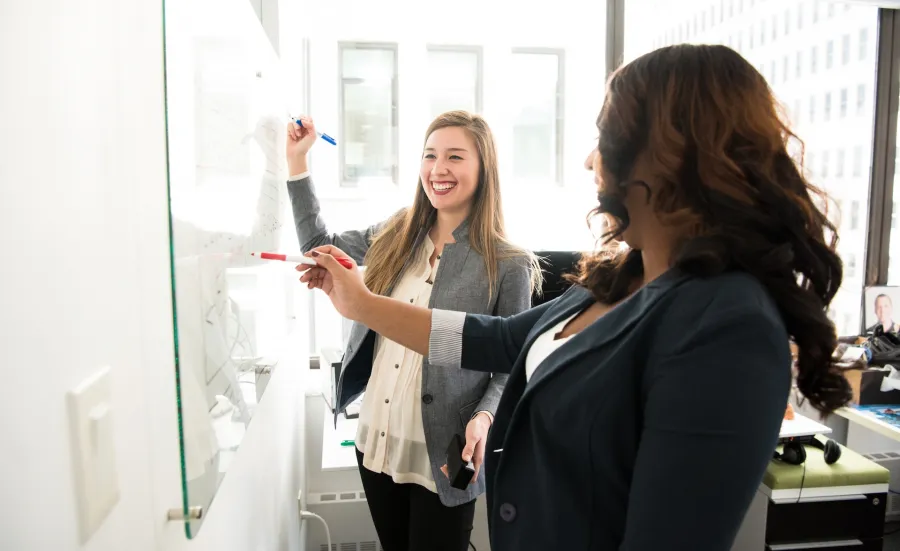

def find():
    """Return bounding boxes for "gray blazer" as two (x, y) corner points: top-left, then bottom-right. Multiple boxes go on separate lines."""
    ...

(288, 176), (533, 506)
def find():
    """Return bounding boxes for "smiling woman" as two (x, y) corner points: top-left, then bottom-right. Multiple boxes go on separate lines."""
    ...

(285, 110), (540, 551)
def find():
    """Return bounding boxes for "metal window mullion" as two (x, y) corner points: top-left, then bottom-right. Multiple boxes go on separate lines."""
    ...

(606, 0), (625, 78)
(392, 45), (399, 186)
(865, 9), (900, 288)
(556, 51), (565, 186)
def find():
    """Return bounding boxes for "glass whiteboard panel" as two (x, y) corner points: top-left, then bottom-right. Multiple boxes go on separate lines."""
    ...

(162, 0), (291, 536)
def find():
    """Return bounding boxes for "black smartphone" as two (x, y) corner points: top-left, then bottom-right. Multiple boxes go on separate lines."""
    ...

(446, 433), (476, 490)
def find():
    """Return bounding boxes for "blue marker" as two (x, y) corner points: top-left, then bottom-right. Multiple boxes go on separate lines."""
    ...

(295, 119), (337, 146)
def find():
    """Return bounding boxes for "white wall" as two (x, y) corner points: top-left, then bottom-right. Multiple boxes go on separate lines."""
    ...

(0, 1), (309, 551)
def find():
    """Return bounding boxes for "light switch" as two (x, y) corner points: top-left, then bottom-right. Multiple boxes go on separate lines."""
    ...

(67, 366), (120, 543)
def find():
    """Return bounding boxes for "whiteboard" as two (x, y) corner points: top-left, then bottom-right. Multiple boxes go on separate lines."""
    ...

(163, 0), (292, 536)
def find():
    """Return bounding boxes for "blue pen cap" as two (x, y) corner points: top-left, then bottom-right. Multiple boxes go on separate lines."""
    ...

(321, 133), (337, 146)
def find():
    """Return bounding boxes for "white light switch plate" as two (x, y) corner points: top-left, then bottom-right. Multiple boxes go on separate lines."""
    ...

(67, 366), (120, 543)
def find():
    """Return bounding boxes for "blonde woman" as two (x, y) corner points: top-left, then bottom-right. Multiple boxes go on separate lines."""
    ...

(286, 111), (538, 551)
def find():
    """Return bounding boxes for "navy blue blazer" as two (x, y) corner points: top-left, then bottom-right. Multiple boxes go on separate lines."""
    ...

(455, 269), (791, 550)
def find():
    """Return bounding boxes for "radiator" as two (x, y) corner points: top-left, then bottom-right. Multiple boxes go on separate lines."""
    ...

(304, 490), (383, 551)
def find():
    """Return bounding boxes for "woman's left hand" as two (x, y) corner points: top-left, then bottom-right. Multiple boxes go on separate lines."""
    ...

(441, 411), (492, 485)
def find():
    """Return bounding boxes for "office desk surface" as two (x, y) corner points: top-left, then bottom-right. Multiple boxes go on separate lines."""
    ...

(835, 406), (900, 443)
(321, 402), (359, 471)
(320, 406), (827, 470)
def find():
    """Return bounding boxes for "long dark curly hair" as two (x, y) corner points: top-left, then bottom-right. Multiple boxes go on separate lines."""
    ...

(567, 44), (852, 414)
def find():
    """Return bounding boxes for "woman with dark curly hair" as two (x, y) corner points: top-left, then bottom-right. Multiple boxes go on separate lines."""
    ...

(296, 44), (851, 550)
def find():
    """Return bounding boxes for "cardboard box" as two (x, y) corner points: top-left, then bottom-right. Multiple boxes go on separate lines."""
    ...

(846, 368), (900, 405)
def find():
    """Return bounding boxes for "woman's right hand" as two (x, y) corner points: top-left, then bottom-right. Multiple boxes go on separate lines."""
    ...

(286, 115), (318, 175)
(296, 245), (372, 322)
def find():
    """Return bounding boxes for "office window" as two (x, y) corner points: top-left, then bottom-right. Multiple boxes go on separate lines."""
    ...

(826, 40), (834, 69)
(510, 50), (563, 185)
(846, 255), (857, 279)
(783, 56), (789, 82)
(729, 0), (734, 17)
(769, 61), (776, 85)
(339, 44), (398, 186)
(712, 4), (717, 25)
(857, 83), (867, 115)
(842, 34), (850, 65)
(760, 21), (766, 46)
(772, 15), (777, 40)
(860, 28), (868, 61)
(850, 200), (860, 230)
(828, 2), (835, 18)
(624, 0), (878, 337)
(813, 0), (820, 23)
(721, 0), (726, 22)
(702, 11), (707, 31)
(737, 32), (743, 52)
(749, 24), (755, 49)
(426, 47), (482, 118)
(693, 14), (697, 36)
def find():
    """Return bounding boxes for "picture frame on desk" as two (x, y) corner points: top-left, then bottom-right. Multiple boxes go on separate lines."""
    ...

(864, 285), (900, 335)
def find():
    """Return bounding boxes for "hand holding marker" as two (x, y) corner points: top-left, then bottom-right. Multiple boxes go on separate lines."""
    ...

(294, 117), (337, 145)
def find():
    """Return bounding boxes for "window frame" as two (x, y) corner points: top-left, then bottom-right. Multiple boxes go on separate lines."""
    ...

(865, 9), (900, 289)
(425, 44), (485, 116)
(510, 46), (566, 186)
(337, 41), (400, 188)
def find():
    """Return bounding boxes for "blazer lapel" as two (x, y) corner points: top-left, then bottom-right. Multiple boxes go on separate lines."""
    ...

(522, 269), (689, 398)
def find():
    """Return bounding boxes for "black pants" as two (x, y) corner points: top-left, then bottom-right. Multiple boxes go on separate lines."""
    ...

(356, 449), (476, 551)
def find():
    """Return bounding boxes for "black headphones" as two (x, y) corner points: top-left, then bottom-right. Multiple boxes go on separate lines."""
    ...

(773, 436), (841, 465)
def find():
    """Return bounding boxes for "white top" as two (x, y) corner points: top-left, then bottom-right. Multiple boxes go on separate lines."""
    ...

(523, 312), (579, 381)
(355, 237), (440, 492)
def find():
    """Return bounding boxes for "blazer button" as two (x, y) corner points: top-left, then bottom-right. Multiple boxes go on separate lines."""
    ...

(499, 503), (517, 522)
(422, 394), (434, 404)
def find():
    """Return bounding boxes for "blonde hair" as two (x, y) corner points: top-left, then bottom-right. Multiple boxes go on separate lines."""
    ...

(363, 110), (540, 299)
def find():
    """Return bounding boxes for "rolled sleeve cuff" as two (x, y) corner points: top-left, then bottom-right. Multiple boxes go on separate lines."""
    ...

(429, 309), (466, 368)
(287, 171), (311, 181)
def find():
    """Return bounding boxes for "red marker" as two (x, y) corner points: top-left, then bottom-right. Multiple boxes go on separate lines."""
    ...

(251, 252), (354, 270)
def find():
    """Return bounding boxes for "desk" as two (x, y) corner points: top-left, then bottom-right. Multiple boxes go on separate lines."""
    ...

(321, 402), (359, 471)
(835, 406), (900, 443)
(731, 412), (886, 551)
